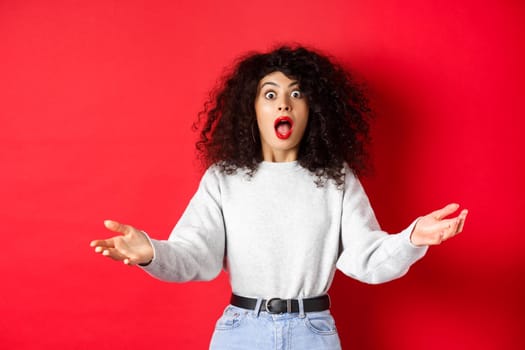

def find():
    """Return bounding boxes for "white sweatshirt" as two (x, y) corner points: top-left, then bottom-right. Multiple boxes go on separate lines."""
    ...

(141, 161), (428, 299)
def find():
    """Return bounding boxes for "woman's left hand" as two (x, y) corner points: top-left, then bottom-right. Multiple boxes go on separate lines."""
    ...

(411, 203), (468, 246)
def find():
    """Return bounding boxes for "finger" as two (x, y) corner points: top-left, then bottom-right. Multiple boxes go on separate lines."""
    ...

(432, 217), (458, 233)
(442, 217), (461, 241)
(90, 239), (115, 249)
(90, 240), (102, 247)
(123, 257), (140, 266)
(102, 248), (129, 261)
(431, 203), (460, 220)
(104, 220), (134, 236)
(457, 209), (468, 233)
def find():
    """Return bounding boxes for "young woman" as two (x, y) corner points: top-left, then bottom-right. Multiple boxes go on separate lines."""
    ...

(90, 46), (468, 349)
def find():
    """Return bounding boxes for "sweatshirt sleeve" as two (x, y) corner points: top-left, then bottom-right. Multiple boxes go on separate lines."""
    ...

(336, 169), (428, 284)
(140, 167), (225, 282)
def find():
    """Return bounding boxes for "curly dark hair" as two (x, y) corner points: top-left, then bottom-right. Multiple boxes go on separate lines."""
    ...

(194, 45), (372, 187)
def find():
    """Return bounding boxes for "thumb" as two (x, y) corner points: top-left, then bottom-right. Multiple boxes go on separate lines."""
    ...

(430, 203), (460, 220)
(104, 220), (134, 235)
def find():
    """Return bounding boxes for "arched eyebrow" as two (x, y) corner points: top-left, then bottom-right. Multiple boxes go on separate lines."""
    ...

(260, 80), (299, 89)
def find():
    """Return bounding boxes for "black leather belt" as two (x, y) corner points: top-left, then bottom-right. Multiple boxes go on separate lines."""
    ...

(230, 294), (330, 314)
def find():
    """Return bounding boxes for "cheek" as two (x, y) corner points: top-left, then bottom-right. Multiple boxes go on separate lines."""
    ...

(255, 105), (274, 128)
(296, 107), (309, 133)
(296, 118), (308, 137)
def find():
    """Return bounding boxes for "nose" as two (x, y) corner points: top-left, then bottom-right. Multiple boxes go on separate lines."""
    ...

(278, 96), (291, 112)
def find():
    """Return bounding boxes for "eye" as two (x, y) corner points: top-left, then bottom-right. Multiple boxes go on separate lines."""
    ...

(291, 90), (302, 98)
(264, 91), (276, 99)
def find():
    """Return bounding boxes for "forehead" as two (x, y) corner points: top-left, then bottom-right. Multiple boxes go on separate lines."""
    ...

(258, 71), (298, 87)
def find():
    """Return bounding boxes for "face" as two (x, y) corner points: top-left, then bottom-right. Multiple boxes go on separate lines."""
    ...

(254, 71), (309, 162)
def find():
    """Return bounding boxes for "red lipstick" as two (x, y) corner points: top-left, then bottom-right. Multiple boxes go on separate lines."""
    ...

(274, 116), (293, 140)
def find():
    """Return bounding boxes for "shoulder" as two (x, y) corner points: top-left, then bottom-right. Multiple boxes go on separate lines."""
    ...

(200, 163), (249, 188)
(200, 164), (223, 185)
(341, 162), (364, 192)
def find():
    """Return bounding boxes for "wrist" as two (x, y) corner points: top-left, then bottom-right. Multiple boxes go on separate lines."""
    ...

(138, 231), (155, 266)
(409, 218), (424, 247)
(138, 259), (152, 266)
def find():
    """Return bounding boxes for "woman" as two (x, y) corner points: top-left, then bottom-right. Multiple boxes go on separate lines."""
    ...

(90, 46), (468, 349)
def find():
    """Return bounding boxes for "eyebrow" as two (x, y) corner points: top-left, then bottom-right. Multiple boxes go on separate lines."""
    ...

(260, 80), (299, 88)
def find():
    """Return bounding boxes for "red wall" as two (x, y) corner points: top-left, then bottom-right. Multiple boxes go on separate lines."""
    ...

(1, 0), (524, 349)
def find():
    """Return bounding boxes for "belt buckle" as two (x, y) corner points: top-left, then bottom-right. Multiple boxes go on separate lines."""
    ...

(265, 298), (292, 314)
(265, 298), (280, 314)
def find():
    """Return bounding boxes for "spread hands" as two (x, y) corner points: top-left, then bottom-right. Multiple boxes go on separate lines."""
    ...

(411, 203), (468, 246)
(90, 220), (154, 266)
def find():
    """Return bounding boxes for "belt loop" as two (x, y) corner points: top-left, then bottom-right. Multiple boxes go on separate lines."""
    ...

(298, 297), (305, 318)
(253, 297), (263, 317)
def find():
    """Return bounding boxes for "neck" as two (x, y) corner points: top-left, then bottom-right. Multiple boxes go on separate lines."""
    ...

(261, 147), (298, 162)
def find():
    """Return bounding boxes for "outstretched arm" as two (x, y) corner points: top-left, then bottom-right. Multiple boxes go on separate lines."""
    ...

(336, 169), (468, 284)
(89, 168), (225, 282)
(410, 203), (468, 246)
(90, 220), (154, 266)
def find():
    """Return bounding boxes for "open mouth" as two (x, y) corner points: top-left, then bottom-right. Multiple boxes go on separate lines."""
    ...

(274, 116), (293, 140)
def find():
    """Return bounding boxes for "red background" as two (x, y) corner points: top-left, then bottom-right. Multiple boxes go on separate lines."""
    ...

(1, 0), (524, 349)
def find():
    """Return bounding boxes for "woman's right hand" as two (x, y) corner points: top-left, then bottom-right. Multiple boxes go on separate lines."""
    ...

(90, 220), (154, 266)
